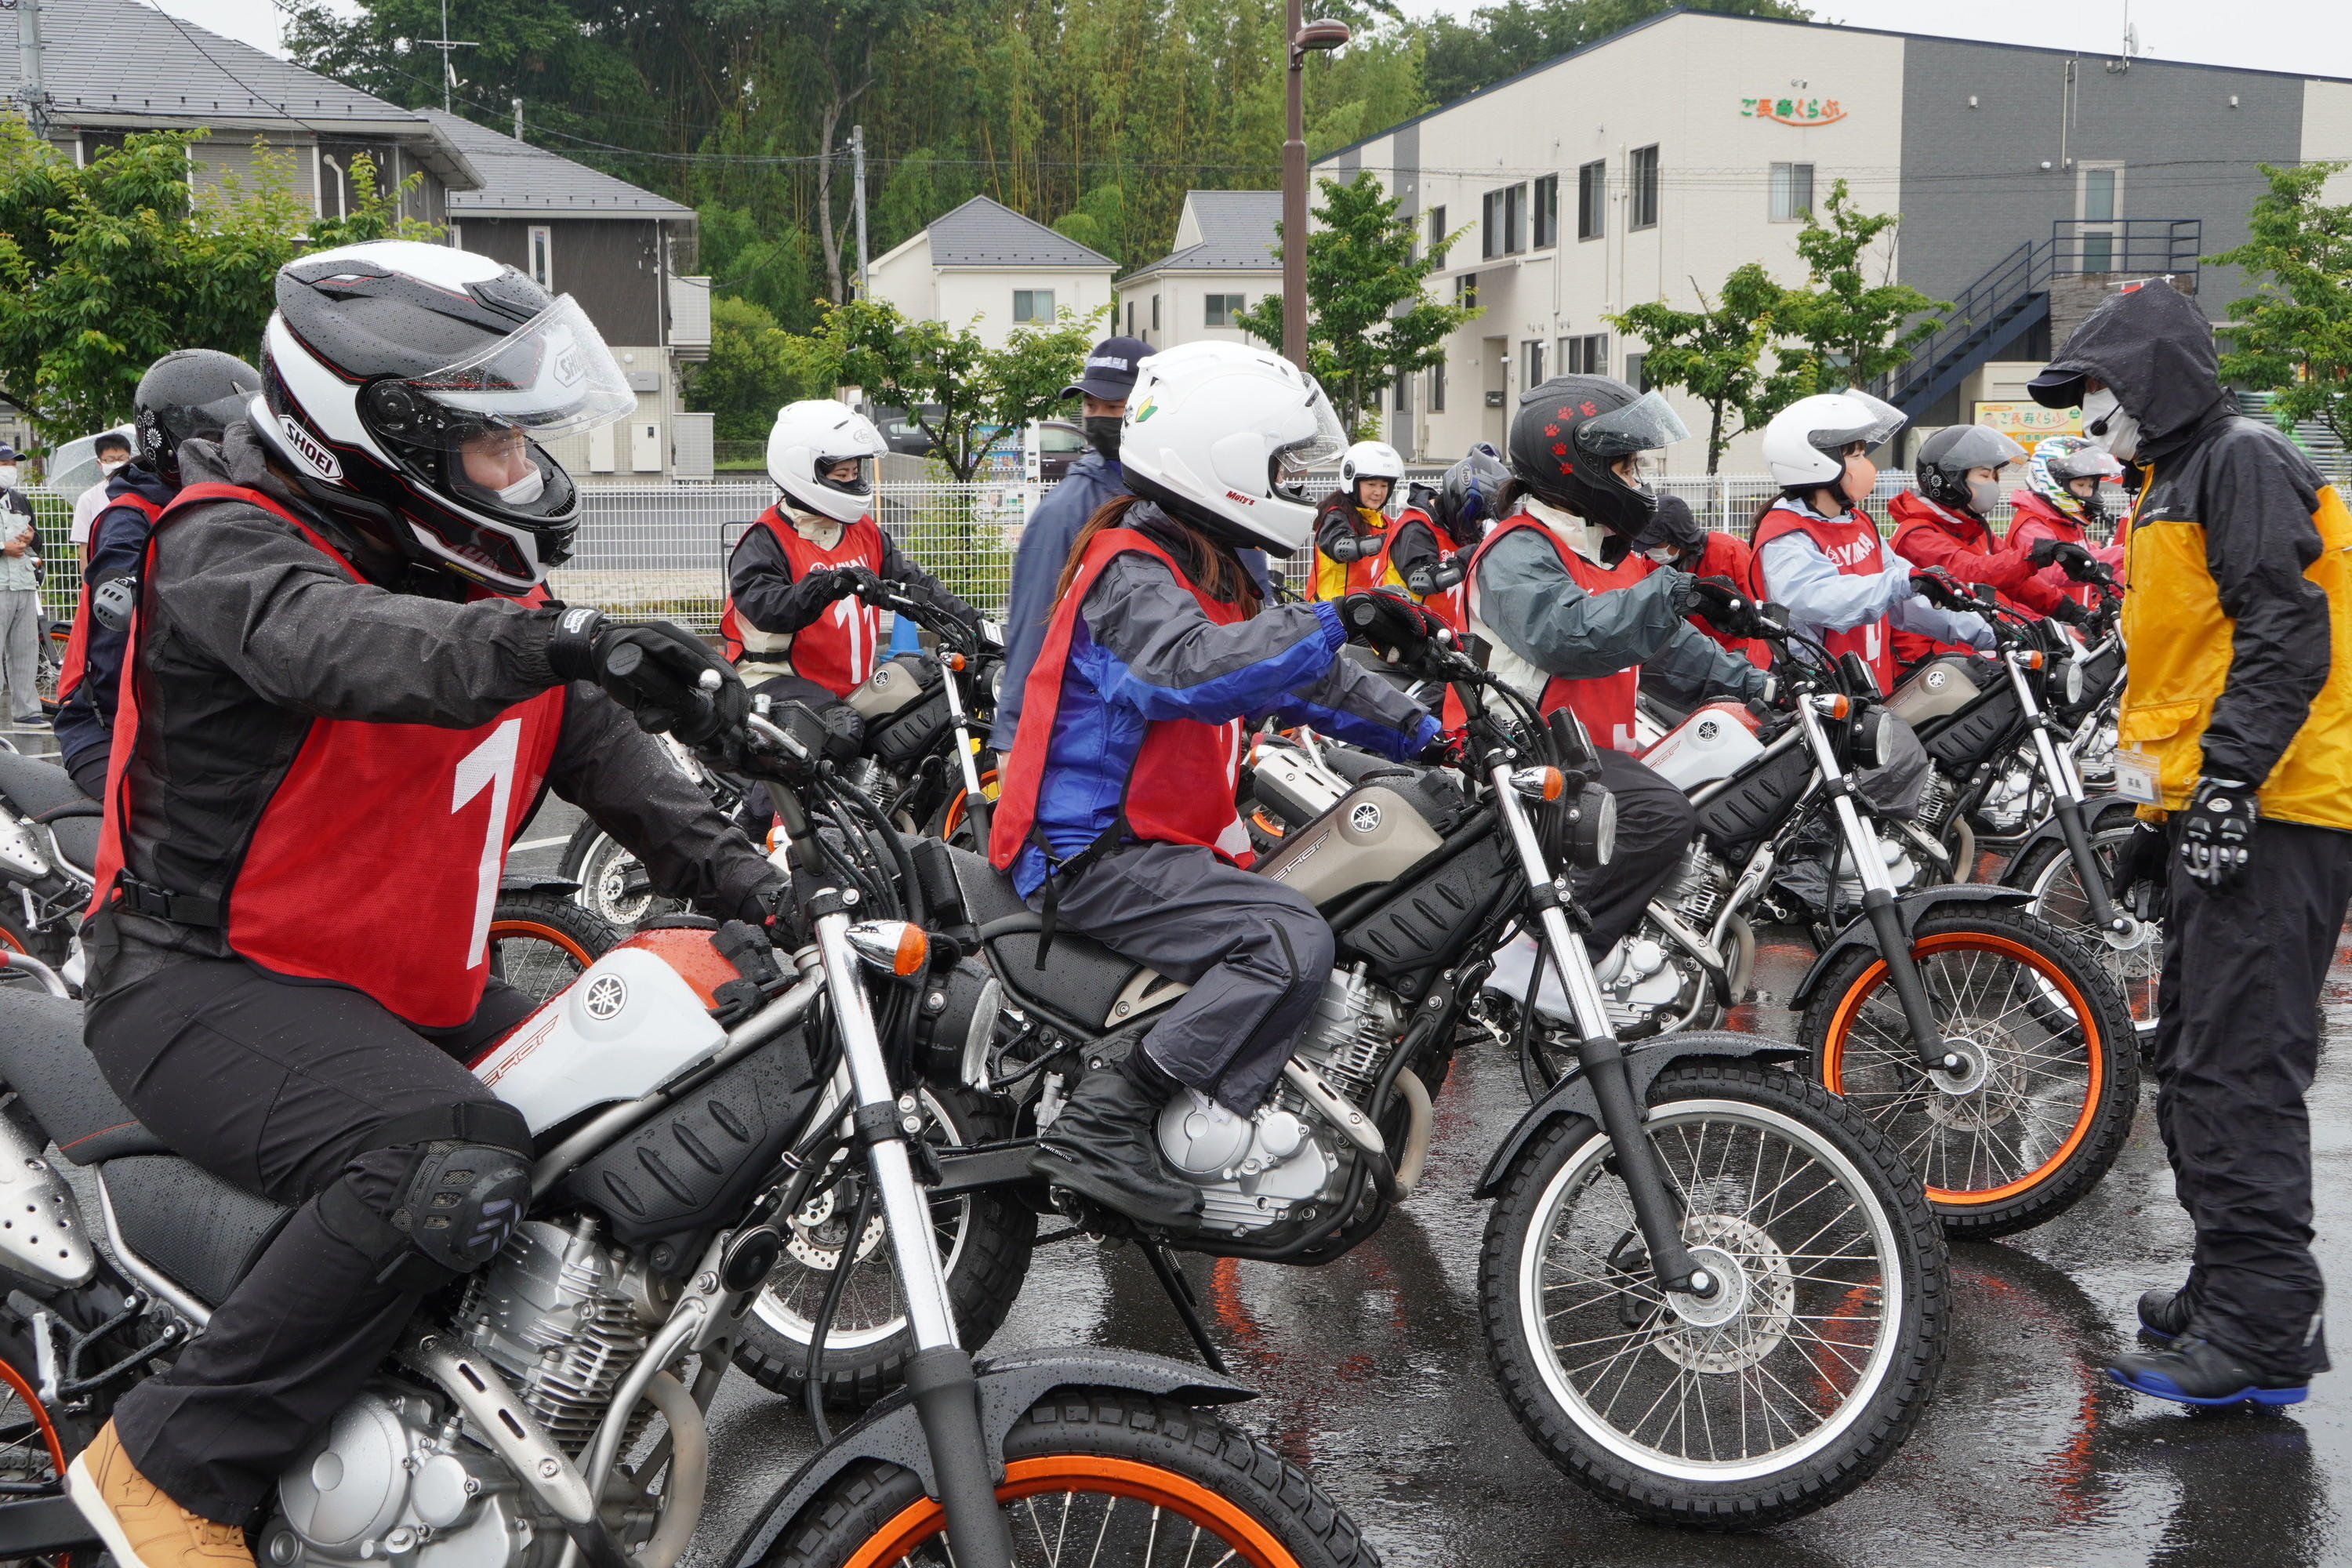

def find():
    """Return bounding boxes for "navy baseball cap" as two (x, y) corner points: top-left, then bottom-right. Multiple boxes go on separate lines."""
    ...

(1063, 336), (1152, 401)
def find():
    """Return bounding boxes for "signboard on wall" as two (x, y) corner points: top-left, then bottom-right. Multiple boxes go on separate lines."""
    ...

(1741, 96), (1846, 125)
(1973, 401), (2082, 452)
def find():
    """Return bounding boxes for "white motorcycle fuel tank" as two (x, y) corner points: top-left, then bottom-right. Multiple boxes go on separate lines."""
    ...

(1639, 702), (1764, 793)
(470, 930), (733, 1133)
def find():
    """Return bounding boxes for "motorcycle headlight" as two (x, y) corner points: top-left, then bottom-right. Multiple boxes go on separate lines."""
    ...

(1852, 706), (1896, 771)
(2061, 655), (2085, 708)
(1564, 781), (1617, 870)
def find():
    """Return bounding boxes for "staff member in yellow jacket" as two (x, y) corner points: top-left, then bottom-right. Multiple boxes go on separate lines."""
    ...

(2031, 281), (2352, 1410)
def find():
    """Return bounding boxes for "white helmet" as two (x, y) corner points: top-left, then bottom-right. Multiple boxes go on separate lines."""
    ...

(1760, 390), (1908, 492)
(1339, 440), (1405, 499)
(1119, 342), (1346, 554)
(768, 400), (888, 524)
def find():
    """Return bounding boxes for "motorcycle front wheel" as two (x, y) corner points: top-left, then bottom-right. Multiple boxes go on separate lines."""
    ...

(488, 891), (618, 1004)
(561, 823), (675, 929)
(1479, 1058), (1947, 1530)
(763, 1388), (1374, 1567)
(2006, 821), (2163, 1036)
(1803, 905), (2139, 1238)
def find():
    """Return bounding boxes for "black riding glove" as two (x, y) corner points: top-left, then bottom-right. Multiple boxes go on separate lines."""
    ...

(548, 608), (748, 747)
(1684, 575), (1763, 637)
(2046, 597), (2090, 628)
(2108, 820), (2171, 916)
(1908, 569), (1976, 612)
(2178, 776), (2259, 892)
(1338, 590), (1443, 660)
(2027, 537), (2096, 575)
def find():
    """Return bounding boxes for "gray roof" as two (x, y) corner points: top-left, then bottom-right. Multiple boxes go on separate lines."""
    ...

(1125, 191), (1280, 279)
(925, 196), (1114, 269)
(423, 110), (691, 219)
(2, 0), (476, 185)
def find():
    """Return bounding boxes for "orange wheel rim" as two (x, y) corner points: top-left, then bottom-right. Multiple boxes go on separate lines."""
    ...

(487, 920), (595, 971)
(846, 1454), (1300, 1568)
(0, 1349), (65, 1475)
(1250, 808), (1287, 840)
(0, 927), (24, 955)
(1820, 929), (2103, 1207)
(939, 770), (1001, 840)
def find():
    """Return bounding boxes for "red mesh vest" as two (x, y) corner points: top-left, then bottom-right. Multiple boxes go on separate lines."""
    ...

(719, 506), (887, 697)
(1468, 511), (1650, 753)
(1751, 503), (1895, 690)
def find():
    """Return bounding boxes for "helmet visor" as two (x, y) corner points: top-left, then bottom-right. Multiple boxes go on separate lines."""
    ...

(1934, 425), (2028, 473)
(1811, 389), (1908, 456)
(1270, 381), (1349, 503)
(405, 296), (636, 438)
(2045, 443), (2125, 482)
(1572, 390), (1691, 459)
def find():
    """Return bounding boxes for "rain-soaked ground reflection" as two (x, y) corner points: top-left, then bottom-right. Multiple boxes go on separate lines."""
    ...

(683, 921), (2351, 1567)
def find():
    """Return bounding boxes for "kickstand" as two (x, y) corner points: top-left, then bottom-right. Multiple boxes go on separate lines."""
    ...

(1138, 1241), (1229, 1376)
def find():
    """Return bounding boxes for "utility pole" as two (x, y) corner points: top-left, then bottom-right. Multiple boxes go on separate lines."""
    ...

(417, 0), (477, 114)
(8, 0), (49, 142)
(851, 125), (870, 299)
(512, 96), (523, 140)
(1283, 12), (1350, 369)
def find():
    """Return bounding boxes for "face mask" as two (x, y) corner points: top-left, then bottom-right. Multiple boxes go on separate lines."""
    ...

(1082, 413), (1122, 463)
(0, 467), (19, 488)
(494, 465), (546, 506)
(99, 459), (125, 477)
(1966, 477), (2002, 516)
(1645, 545), (1679, 564)
(2082, 388), (2141, 463)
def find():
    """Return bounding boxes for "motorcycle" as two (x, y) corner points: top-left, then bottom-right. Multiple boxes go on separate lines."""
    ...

(873, 612), (1947, 1528)
(0, 698), (1370, 1568)
(1537, 612), (2136, 1239)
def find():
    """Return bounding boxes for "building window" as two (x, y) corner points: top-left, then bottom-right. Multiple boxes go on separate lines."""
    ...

(528, 225), (554, 290)
(448, 221), (464, 252)
(1428, 205), (1449, 265)
(1125, 299), (1136, 337)
(1149, 292), (1160, 333)
(1204, 293), (1246, 327)
(1395, 373), (1410, 414)
(1624, 352), (1649, 393)
(1523, 339), (1546, 387)
(1014, 288), (1056, 323)
(1483, 184), (1526, 259)
(1532, 174), (1559, 248)
(2078, 163), (2124, 272)
(1560, 333), (1609, 376)
(1769, 162), (1813, 223)
(1577, 161), (1606, 241)
(1628, 146), (1659, 230)
(1455, 274), (1478, 310)
(1430, 359), (1446, 414)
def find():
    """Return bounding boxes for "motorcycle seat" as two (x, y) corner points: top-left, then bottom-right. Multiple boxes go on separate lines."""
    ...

(0, 749), (98, 873)
(0, 991), (170, 1164)
(99, 1154), (291, 1309)
(940, 844), (1164, 1034)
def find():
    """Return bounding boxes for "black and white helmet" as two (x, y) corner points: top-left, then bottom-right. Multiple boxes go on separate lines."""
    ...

(255, 240), (635, 594)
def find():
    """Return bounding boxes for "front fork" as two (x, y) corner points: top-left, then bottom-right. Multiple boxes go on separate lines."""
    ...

(810, 892), (1016, 1568)
(1794, 702), (1965, 1078)
(2005, 655), (2136, 942)
(1490, 765), (1720, 1304)
(938, 656), (992, 846)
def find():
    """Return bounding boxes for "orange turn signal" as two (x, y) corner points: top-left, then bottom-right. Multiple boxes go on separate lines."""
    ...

(944, 652), (967, 672)
(845, 920), (931, 977)
(1821, 695), (1852, 720)
(1509, 766), (1565, 801)
(2020, 650), (2045, 670)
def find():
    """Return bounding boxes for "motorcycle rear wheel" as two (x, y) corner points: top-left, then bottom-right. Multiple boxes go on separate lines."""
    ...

(762, 1388), (1373, 1568)
(1802, 906), (2139, 1239)
(0, 1306), (94, 1566)
(1479, 1060), (1946, 1529)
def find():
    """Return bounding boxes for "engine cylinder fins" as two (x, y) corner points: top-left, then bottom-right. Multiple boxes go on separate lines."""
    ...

(451, 1220), (659, 1457)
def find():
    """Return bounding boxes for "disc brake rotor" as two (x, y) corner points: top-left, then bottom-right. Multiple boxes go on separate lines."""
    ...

(1924, 1018), (2030, 1133)
(1650, 1215), (1795, 1374)
(785, 1185), (889, 1272)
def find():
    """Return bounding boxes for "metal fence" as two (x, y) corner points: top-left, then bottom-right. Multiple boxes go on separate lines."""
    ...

(24, 467), (2132, 643)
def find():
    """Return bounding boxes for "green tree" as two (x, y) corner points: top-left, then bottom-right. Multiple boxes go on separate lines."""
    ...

(1233, 172), (1475, 437)
(786, 297), (1105, 480)
(687, 296), (814, 440)
(0, 125), (430, 441)
(1774, 179), (1946, 394)
(1607, 263), (1808, 474)
(1421, 0), (1811, 105)
(2212, 161), (2352, 452)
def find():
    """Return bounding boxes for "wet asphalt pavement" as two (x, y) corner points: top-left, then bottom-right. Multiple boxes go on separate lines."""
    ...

(526, 800), (2350, 1566)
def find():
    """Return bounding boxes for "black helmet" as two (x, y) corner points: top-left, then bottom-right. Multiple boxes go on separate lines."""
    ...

(1432, 442), (1508, 543)
(1630, 492), (1703, 560)
(1915, 424), (2027, 516)
(135, 349), (263, 485)
(255, 240), (634, 595)
(1506, 376), (1690, 539)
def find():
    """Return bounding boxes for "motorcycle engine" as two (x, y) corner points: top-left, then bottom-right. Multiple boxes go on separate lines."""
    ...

(1835, 832), (1922, 906)
(1974, 757), (2042, 836)
(1152, 970), (1398, 1236)
(267, 1221), (666, 1568)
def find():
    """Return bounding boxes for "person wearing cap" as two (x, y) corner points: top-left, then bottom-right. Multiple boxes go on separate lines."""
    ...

(2029, 281), (2352, 1410)
(993, 336), (1152, 750)
(1629, 492), (1769, 668)
(0, 445), (42, 728)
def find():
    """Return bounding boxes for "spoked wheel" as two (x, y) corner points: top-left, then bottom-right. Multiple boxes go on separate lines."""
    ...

(764, 1388), (1374, 1567)
(2009, 821), (2163, 1037)
(1803, 906), (2139, 1239)
(1479, 1057), (1947, 1529)
(733, 1083), (1034, 1409)
(931, 770), (1000, 854)
(487, 891), (618, 1004)
(0, 1305), (93, 1566)
(560, 824), (675, 929)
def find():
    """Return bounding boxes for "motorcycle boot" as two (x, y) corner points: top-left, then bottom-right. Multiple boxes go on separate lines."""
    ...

(2137, 1285), (2194, 1342)
(67, 1420), (255, 1568)
(2107, 1337), (2309, 1407)
(1031, 1044), (1204, 1232)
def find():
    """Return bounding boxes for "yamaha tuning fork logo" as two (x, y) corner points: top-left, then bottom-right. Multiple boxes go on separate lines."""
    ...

(582, 974), (629, 1020)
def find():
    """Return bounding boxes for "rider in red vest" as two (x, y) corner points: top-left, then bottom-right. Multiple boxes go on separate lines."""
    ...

(67, 243), (784, 1568)
(1886, 423), (2088, 666)
(1628, 492), (1771, 669)
(50, 350), (260, 800)
(720, 399), (976, 702)
(995, 343), (1440, 1231)
(2008, 434), (2128, 611)
(1752, 390), (1994, 692)
(1466, 374), (1769, 956)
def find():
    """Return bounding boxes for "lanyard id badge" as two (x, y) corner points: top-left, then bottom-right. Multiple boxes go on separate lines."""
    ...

(2111, 749), (2161, 805)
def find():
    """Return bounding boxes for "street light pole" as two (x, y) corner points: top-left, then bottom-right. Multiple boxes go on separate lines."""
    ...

(1283, 13), (1351, 372)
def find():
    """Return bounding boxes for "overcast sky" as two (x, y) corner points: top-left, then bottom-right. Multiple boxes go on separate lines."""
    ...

(145, 0), (2352, 85)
